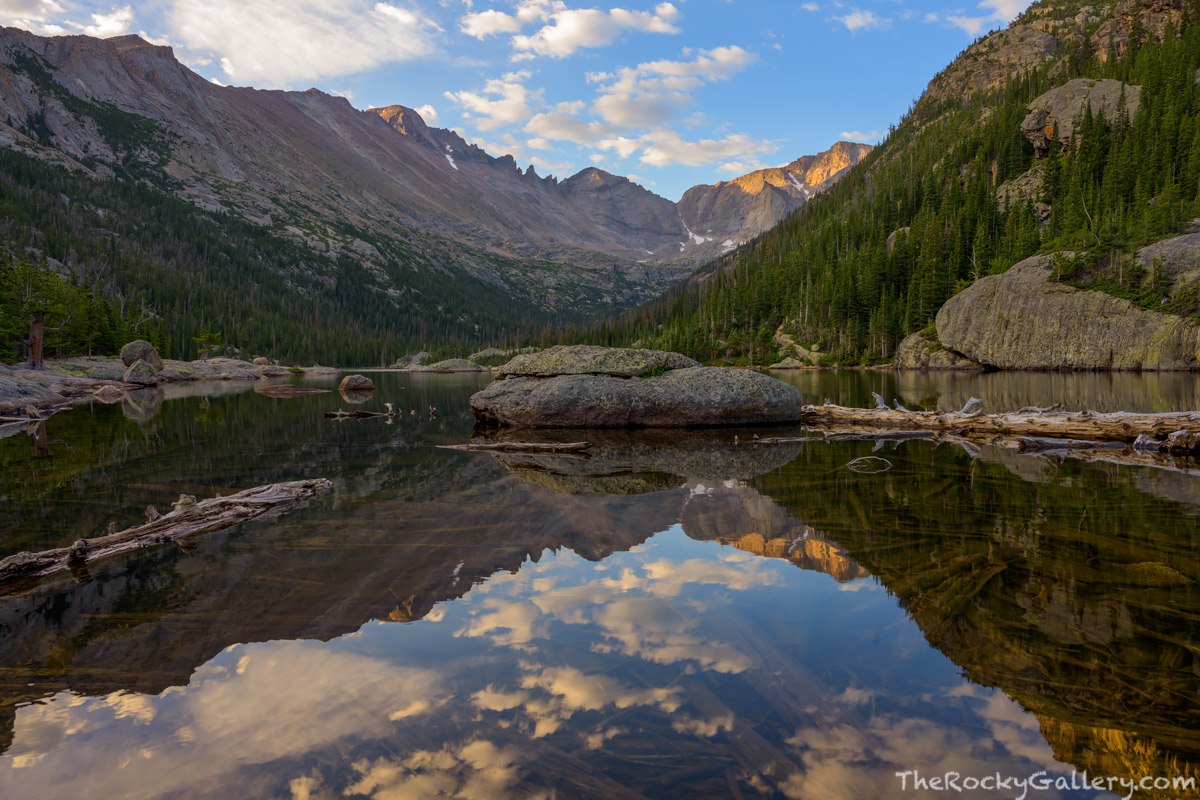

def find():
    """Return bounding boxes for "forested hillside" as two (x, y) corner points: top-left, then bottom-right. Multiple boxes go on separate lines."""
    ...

(595, 0), (1200, 365)
(0, 147), (575, 364)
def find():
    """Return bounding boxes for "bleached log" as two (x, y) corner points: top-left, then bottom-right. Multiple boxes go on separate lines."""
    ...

(801, 402), (1200, 452)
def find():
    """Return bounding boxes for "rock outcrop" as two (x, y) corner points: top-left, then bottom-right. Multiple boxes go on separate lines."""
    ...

(1021, 79), (1140, 157)
(496, 345), (699, 379)
(473, 349), (806, 428)
(417, 358), (488, 373)
(395, 352), (433, 369)
(1138, 233), (1200, 290)
(119, 340), (163, 371)
(935, 253), (1200, 369)
(1092, 0), (1185, 61)
(893, 331), (983, 370)
(922, 27), (1061, 106)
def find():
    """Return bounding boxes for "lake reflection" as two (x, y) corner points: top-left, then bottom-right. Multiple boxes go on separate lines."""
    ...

(2, 530), (1083, 799)
(1, 371), (1198, 799)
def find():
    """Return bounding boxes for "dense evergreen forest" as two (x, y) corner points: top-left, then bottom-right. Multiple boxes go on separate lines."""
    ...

(584, 0), (1200, 365)
(0, 146), (580, 366)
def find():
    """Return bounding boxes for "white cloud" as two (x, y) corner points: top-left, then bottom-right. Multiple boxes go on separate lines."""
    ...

(835, 9), (889, 31)
(839, 128), (881, 142)
(445, 71), (541, 130)
(167, 0), (441, 87)
(416, 103), (439, 123)
(460, 7), (522, 37)
(524, 112), (617, 144)
(590, 45), (755, 126)
(946, 15), (986, 35)
(81, 5), (132, 36)
(937, 0), (1031, 36)
(801, 1), (819, 9)
(638, 129), (778, 169)
(0, 0), (132, 38)
(511, 1), (682, 59)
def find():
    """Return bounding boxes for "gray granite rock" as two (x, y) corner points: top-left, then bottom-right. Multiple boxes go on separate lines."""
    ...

(119, 340), (163, 371)
(497, 345), (699, 379)
(123, 359), (159, 385)
(936, 253), (1200, 369)
(472, 366), (805, 428)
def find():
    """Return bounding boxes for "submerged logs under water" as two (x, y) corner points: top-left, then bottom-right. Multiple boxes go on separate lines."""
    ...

(0, 479), (333, 597)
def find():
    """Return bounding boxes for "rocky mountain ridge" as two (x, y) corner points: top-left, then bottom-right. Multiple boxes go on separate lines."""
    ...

(0, 26), (869, 318)
(677, 141), (873, 245)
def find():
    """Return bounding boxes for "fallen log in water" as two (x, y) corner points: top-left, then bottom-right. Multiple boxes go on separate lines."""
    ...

(0, 479), (332, 597)
(801, 398), (1200, 453)
(440, 441), (591, 453)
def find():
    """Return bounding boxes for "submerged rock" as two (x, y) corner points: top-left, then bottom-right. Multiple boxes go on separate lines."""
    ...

(894, 331), (983, 371)
(91, 385), (125, 403)
(472, 365), (806, 428)
(119, 340), (163, 371)
(338, 374), (375, 392)
(123, 359), (159, 386)
(936, 253), (1200, 370)
(496, 344), (698, 379)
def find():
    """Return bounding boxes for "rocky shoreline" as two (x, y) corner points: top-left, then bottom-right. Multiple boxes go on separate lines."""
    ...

(0, 356), (339, 414)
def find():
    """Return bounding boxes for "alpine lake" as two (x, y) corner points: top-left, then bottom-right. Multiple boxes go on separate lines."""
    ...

(1, 369), (1199, 800)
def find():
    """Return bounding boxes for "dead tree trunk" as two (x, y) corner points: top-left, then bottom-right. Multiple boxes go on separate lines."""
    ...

(26, 311), (43, 370)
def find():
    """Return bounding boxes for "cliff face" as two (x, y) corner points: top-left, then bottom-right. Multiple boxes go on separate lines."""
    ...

(935, 252), (1200, 370)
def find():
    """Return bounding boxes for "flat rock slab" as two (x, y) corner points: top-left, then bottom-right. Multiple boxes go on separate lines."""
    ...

(471, 367), (806, 428)
(497, 345), (699, 379)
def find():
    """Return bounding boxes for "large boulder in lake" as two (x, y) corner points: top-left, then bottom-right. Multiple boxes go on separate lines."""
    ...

(338, 374), (375, 392)
(123, 359), (159, 386)
(119, 340), (163, 371)
(936, 253), (1200, 369)
(497, 344), (699, 379)
(472, 364), (806, 428)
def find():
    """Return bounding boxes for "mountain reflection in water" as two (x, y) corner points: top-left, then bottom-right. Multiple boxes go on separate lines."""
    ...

(0, 371), (1197, 799)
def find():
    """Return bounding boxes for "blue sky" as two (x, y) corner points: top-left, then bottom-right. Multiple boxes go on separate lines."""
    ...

(1, 0), (1031, 200)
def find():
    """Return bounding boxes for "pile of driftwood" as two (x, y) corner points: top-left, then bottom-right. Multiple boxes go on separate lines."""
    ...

(746, 396), (1200, 474)
(0, 479), (332, 597)
(796, 395), (1200, 453)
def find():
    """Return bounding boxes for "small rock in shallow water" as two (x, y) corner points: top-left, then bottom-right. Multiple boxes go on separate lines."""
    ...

(338, 374), (375, 392)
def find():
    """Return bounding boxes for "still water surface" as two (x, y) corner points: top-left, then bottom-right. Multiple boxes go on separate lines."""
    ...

(1, 370), (1198, 799)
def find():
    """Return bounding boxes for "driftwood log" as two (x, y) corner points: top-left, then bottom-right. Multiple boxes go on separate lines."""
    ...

(0, 479), (332, 597)
(801, 399), (1200, 453)
(440, 441), (590, 453)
